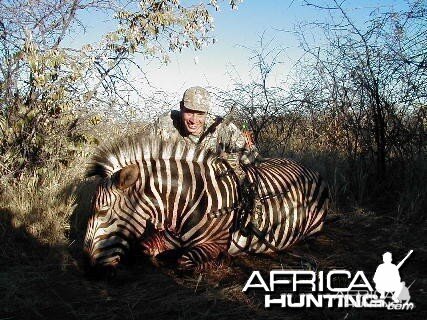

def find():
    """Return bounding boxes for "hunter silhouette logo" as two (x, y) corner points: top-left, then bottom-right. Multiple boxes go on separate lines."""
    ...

(373, 250), (414, 303)
(243, 249), (415, 310)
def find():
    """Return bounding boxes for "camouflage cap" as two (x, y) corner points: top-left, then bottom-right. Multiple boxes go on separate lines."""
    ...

(181, 86), (211, 112)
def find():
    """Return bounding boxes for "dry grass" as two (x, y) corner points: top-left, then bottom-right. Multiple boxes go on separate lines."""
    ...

(0, 154), (88, 246)
(1, 205), (425, 320)
(0, 129), (426, 320)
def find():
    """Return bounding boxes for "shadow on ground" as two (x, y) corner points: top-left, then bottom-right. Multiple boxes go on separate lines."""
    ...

(1, 197), (426, 319)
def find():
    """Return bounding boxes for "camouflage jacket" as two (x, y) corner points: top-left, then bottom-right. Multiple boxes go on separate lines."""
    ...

(148, 110), (258, 164)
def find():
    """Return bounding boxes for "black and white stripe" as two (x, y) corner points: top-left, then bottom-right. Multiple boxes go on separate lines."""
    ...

(83, 136), (328, 271)
(84, 137), (240, 270)
(229, 158), (329, 255)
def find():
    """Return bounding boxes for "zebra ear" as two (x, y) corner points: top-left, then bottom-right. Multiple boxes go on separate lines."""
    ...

(113, 164), (139, 190)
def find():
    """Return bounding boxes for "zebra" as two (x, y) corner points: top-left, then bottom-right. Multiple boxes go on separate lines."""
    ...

(83, 136), (329, 273)
(83, 136), (240, 273)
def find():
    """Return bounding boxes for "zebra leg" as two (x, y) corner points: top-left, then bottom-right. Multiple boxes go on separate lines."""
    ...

(177, 242), (227, 270)
(140, 230), (179, 257)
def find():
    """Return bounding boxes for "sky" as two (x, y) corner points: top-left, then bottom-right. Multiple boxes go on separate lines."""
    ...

(67, 0), (409, 110)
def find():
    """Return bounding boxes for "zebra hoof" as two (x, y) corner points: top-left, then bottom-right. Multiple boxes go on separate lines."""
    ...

(177, 256), (226, 272)
(177, 256), (196, 270)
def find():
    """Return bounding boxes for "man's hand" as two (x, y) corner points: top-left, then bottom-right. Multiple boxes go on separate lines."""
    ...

(243, 130), (254, 149)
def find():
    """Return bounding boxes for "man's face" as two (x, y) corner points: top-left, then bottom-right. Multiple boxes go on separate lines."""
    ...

(181, 107), (207, 136)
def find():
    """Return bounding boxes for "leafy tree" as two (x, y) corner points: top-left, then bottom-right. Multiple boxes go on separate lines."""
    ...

(0, 0), (243, 177)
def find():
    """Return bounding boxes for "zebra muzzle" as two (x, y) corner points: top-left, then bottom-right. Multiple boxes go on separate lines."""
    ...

(82, 249), (120, 279)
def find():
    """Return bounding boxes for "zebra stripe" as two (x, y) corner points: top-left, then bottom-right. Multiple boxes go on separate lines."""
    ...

(84, 137), (240, 270)
(84, 136), (328, 271)
(228, 158), (329, 255)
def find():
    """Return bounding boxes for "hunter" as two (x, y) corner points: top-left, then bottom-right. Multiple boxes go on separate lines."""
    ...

(148, 86), (259, 171)
(148, 86), (261, 228)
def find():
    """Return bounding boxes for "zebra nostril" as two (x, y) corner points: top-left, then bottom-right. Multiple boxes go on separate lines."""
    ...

(82, 249), (121, 279)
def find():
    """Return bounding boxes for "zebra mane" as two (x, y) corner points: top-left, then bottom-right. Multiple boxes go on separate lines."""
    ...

(86, 135), (218, 178)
